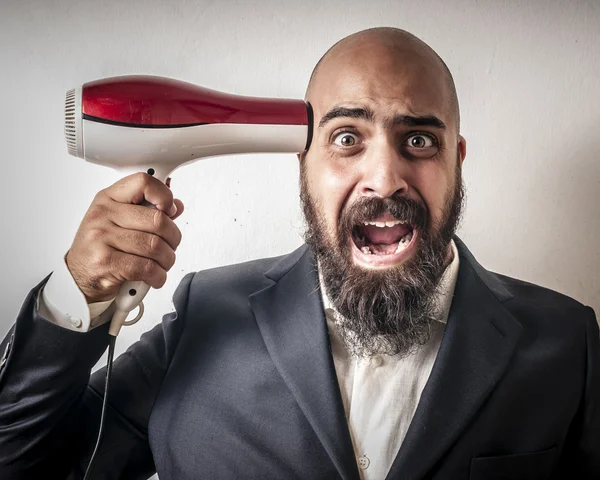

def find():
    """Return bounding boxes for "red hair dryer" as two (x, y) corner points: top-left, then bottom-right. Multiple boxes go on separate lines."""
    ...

(64, 75), (313, 335)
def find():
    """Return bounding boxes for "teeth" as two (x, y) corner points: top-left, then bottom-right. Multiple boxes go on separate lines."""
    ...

(395, 231), (413, 253)
(362, 220), (404, 228)
(361, 246), (373, 255)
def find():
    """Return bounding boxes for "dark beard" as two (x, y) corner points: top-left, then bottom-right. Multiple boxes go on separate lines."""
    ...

(300, 160), (465, 358)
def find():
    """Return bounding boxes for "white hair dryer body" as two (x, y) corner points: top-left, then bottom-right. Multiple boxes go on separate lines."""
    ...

(64, 75), (313, 335)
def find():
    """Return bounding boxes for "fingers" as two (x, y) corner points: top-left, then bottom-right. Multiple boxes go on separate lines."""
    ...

(66, 172), (186, 303)
(98, 222), (177, 273)
(95, 247), (169, 290)
(171, 198), (185, 221)
(91, 201), (183, 251)
(103, 172), (175, 215)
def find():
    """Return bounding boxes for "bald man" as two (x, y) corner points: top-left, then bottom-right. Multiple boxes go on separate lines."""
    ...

(0, 28), (598, 480)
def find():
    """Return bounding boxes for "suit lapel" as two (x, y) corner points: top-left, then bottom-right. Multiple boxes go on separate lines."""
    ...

(385, 238), (523, 479)
(249, 239), (522, 480)
(249, 246), (360, 480)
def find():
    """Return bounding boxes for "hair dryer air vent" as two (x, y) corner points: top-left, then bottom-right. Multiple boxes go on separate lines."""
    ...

(64, 88), (82, 158)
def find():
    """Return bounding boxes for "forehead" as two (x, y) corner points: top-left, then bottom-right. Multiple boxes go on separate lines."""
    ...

(309, 42), (453, 125)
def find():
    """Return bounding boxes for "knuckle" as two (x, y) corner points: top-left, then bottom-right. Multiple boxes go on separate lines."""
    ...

(152, 209), (166, 230)
(86, 227), (108, 243)
(94, 189), (109, 204)
(156, 270), (168, 288)
(147, 233), (162, 255)
(98, 277), (115, 290)
(144, 259), (165, 288)
(142, 257), (159, 278)
(90, 247), (112, 270)
(166, 250), (176, 271)
(134, 171), (151, 186)
(86, 204), (108, 223)
(174, 228), (183, 249)
(129, 257), (154, 282)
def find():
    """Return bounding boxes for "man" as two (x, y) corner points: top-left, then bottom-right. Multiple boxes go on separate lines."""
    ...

(0, 27), (598, 480)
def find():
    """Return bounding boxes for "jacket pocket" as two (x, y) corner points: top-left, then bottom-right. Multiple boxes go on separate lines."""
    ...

(470, 447), (557, 480)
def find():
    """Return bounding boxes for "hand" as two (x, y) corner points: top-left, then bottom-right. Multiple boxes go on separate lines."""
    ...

(65, 173), (185, 304)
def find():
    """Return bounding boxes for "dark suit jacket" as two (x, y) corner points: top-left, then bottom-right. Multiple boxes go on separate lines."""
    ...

(0, 238), (598, 479)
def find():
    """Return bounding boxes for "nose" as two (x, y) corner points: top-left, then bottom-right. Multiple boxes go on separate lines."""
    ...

(357, 137), (409, 198)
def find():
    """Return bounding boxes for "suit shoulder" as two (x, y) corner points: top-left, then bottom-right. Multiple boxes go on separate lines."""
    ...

(174, 252), (298, 332)
(492, 271), (591, 319)
(185, 252), (290, 297)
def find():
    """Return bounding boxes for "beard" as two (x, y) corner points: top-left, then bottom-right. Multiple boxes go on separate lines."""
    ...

(300, 159), (465, 358)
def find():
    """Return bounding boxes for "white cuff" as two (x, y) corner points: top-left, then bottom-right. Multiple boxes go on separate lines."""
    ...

(37, 252), (115, 332)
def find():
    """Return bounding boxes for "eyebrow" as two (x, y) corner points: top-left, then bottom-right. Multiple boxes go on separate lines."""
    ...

(388, 114), (446, 129)
(318, 106), (374, 127)
(318, 105), (446, 130)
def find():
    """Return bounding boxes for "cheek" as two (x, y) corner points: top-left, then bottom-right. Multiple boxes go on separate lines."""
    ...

(306, 153), (358, 224)
(411, 163), (454, 224)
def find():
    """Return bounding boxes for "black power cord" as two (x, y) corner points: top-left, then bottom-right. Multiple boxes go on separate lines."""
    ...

(83, 334), (116, 480)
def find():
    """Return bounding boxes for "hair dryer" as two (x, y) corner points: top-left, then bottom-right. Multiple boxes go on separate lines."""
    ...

(64, 75), (313, 336)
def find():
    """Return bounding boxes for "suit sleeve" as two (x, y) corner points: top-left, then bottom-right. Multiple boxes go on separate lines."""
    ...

(558, 306), (600, 478)
(0, 271), (195, 480)
(579, 307), (600, 477)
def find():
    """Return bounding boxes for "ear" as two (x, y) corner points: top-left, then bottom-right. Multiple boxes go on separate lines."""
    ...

(458, 135), (467, 166)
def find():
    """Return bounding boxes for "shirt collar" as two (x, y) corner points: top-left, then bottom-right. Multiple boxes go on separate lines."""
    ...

(319, 239), (460, 325)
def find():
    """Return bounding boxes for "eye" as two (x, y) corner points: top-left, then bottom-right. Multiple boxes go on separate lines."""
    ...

(405, 133), (435, 149)
(333, 131), (359, 147)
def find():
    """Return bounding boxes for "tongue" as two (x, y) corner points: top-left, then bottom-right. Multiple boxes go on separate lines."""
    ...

(361, 224), (410, 245)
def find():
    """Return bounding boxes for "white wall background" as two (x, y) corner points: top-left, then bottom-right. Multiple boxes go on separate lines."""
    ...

(0, 1), (598, 475)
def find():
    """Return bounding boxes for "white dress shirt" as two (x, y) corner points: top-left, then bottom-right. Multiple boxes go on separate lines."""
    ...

(320, 240), (460, 479)
(37, 253), (115, 332)
(38, 242), (459, 480)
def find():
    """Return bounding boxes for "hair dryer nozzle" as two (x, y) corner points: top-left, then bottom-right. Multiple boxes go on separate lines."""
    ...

(64, 87), (83, 159)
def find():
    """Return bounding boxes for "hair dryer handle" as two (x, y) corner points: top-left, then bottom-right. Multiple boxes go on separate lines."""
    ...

(108, 197), (161, 336)
(108, 280), (150, 336)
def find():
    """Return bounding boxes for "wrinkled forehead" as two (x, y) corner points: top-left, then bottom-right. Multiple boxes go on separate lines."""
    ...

(308, 43), (454, 128)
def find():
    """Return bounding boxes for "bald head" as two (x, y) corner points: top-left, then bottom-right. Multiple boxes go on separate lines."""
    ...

(306, 27), (460, 131)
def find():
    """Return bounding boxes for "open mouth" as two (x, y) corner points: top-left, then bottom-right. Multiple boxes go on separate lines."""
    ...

(350, 216), (417, 268)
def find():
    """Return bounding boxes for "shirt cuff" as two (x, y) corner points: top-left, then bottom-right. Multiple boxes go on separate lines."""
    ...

(36, 252), (115, 332)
